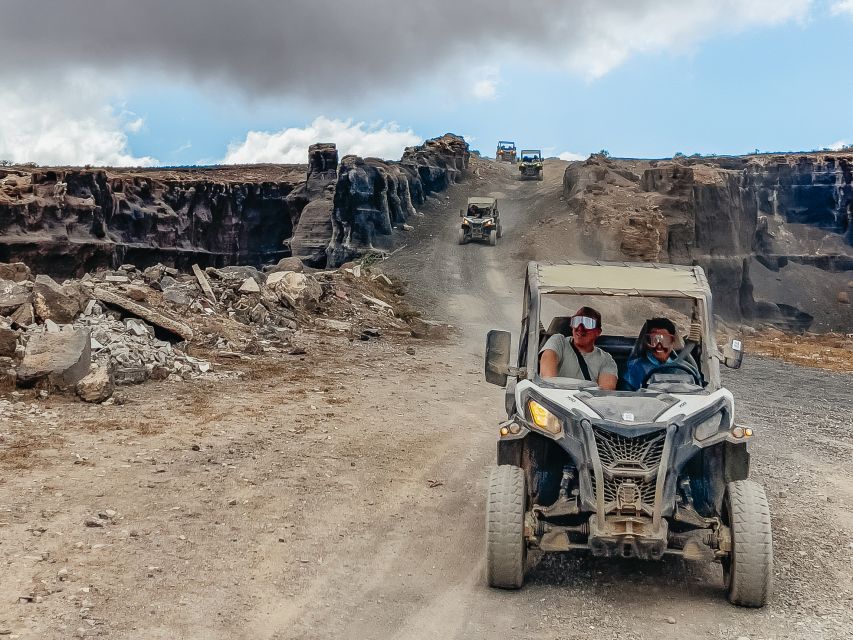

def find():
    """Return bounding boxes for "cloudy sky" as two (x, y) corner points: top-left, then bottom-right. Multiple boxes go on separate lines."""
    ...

(0, 0), (851, 166)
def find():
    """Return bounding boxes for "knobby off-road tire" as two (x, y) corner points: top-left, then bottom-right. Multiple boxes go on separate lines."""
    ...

(486, 465), (527, 589)
(497, 225), (503, 239)
(724, 480), (773, 607)
(458, 229), (466, 245)
(489, 230), (497, 246)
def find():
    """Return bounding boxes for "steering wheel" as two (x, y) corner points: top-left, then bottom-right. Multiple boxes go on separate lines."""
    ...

(641, 361), (702, 387)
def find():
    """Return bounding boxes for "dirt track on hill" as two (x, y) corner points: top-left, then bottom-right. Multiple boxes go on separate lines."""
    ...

(1, 157), (851, 639)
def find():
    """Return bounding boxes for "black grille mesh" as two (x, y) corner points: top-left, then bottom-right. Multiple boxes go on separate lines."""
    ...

(590, 428), (666, 510)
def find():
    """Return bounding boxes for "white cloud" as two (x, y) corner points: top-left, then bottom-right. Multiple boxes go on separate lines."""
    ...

(830, 0), (853, 15)
(0, 78), (156, 166)
(472, 78), (498, 101)
(827, 140), (849, 150)
(222, 117), (422, 164)
(559, 151), (587, 161)
(125, 117), (145, 133)
(558, 0), (813, 79)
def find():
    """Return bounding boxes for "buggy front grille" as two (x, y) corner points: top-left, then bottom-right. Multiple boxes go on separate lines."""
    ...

(590, 427), (666, 513)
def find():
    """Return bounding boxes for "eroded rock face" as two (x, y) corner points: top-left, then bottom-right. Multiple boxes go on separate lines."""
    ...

(562, 152), (853, 330)
(0, 165), (307, 277)
(328, 134), (469, 266)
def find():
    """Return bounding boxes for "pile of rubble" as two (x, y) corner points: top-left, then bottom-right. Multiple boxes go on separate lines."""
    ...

(0, 256), (449, 403)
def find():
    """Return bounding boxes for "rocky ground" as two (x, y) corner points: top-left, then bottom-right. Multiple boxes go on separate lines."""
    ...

(0, 155), (851, 639)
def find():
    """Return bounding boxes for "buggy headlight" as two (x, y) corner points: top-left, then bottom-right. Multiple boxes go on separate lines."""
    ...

(694, 411), (725, 441)
(527, 400), (562, 435)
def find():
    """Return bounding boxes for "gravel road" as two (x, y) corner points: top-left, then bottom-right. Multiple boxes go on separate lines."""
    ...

(0, 157), (850, 639)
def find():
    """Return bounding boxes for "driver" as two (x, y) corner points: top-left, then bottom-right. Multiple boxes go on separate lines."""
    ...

(623, 317), (678, 390)
(539, 307), (618, 390)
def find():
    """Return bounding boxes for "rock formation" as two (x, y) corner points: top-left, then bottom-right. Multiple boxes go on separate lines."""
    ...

(0, 165), (307, 278)
(562, 152), (853, 331)
(327, 134), (469, 266)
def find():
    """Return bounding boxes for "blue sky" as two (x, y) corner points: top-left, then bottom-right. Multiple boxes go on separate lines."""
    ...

(1, 0), (851, 166)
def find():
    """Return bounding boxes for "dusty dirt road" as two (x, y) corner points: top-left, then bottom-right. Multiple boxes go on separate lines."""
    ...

(1, 158), (852, 639)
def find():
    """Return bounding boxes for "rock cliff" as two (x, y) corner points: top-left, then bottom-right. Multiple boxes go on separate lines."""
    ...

(0, 134), (469, 274)
(562, 152), (853, 331)
(326, 134), (469, 266)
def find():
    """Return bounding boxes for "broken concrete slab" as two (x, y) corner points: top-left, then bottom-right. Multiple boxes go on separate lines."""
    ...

(18, 329), (91, 390)
(407, 317), (453, 340)
(32, 275), (80, 323)
(361, 294), (395, 316)
(93, 287), (194, 342)
(9, 302), (34, 327)
(0, 280), (31, 315)
(76, 365), (114, 403)
(238, 278), (261, 294)
(192, 264), (217, 302)
(315, 318), (352, 332)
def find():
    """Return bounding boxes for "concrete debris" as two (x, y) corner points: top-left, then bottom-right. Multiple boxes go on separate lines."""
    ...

(93, 287), (194, 341)
(238, 277), (261, 294)
(272, 271), (322, 309)
(408, 317), (453, 339)
(32, 275), (80, 323)
(18, 329), (91, 390)
(76, 365), (114, 403)
(316, 318), (352, 332)
(0, 258), (412, 399)
(0, 261), (31, 282)
(192, 264), (216, 302)
(0, 327), (18, 357)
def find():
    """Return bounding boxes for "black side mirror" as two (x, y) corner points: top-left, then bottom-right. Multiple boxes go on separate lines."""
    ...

(722, 338), (744, 369)
(485, 330), (511, 386)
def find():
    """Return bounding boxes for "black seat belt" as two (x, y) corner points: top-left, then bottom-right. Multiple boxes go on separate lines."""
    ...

(570, 340), (592, 381)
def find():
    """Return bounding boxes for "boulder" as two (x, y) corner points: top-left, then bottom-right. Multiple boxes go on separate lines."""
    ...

(76, 366), (114, 403)
(32, 275), (79, 323)
(269, 257), (304, 274)
(838, 291), (850, 305)
(0, 262), (31, 282)
(18, 329), (91, 390)
(271, 272), (322, 309)
(0, 280), (31, 315)
(10, 302), (35, 327)
(0, 327), (18, 357)
(408, 317), (453, 340)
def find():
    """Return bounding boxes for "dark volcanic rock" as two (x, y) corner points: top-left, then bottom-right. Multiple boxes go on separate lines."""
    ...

(0, 165), (307, 277)
(328, 134), (469, 266)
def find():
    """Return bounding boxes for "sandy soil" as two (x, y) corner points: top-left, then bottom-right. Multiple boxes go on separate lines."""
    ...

(1, 156), (851, 639)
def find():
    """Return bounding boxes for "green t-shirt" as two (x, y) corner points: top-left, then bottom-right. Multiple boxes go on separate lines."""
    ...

(539, 334), (618, 381)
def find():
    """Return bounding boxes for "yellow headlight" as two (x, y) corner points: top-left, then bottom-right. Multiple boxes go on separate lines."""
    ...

(528, 400), (562, 435)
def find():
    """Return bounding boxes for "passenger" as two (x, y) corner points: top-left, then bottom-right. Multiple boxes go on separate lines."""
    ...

(623, 317), (678, 391)
(539, 307), (618, 390)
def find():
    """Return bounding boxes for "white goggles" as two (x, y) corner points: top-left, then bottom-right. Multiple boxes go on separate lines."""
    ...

(570, 316), (598, 330)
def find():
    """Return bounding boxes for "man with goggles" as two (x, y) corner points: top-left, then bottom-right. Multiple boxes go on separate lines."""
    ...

(623, 317), (679, 391)
(539, 306), (618, 389)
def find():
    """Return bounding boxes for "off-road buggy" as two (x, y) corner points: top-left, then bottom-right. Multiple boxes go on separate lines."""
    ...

(496, 141), (517, 163)
(518, 150), (544, 181)
(460, 197), (502, 246)
(484, 261), (772, 607)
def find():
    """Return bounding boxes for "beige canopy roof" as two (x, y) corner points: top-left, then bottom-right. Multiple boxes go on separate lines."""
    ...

(533, 261), (710, 299)
(467, 196), (496, 206)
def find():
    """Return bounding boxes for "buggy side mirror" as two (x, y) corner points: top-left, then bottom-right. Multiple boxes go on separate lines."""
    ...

(722, 338), (744, 369)
(485, 330), (511, 386)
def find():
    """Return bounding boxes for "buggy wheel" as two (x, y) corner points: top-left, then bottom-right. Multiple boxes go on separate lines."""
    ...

(489, 230), (497, 246)
(538, 174), (544, 181)
(486, 465), (527, 589)
(723, 480), (773, 607)
(497, 225), (503, 238)
(458, 229), (466, 245)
